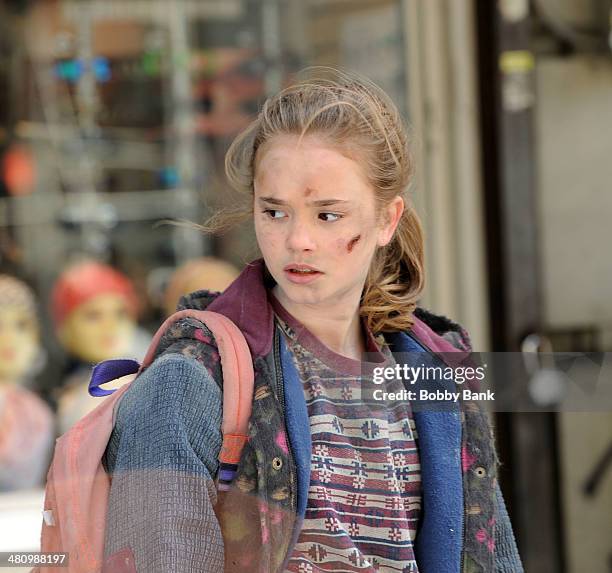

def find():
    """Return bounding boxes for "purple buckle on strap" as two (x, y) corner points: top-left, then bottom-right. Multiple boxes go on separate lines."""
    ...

(89, 359), (140, 397)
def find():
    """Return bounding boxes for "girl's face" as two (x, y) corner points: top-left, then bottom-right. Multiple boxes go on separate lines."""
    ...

(254, 134), (402, 312)
(0, 306), (39, 384)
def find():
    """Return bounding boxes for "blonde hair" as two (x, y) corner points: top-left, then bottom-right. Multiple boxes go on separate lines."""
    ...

(209, 68), (425, 334)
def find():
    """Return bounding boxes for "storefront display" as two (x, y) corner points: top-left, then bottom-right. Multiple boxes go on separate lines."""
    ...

(0, 0), (410, 491)
(0, 0), (412, 394)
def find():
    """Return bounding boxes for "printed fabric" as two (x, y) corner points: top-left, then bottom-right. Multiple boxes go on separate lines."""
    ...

(271, 295), (421, 573)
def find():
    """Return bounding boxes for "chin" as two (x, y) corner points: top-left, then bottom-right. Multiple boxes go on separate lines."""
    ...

(277, 281), (315, 298)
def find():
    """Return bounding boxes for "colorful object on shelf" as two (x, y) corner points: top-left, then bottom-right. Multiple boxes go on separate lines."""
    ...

(55, 57), (111, 83)
(0, 275), (53, 492)
(159, 166), (180, 188)
(141, 50), (163, 77)
(1, 144), (36, 196)
(163, 257), (240, 316)
(55, 59), (84, 83)
(92, 57), (111, 83)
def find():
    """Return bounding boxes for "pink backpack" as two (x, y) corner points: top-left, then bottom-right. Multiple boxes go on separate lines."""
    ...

(35, 310), (254, 573)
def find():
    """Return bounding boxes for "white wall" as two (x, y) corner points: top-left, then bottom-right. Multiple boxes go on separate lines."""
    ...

(536, 56), (612, 337)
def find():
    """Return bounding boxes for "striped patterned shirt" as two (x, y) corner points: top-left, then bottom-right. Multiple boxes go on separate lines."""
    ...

(269, 295), (421, 573)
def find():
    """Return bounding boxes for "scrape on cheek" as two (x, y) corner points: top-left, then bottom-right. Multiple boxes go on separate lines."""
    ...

(347, 234), (361, 253)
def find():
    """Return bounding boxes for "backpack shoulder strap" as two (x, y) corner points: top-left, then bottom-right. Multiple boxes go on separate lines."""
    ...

(90, 309), (254, 484)
(149, 310), (255, 488)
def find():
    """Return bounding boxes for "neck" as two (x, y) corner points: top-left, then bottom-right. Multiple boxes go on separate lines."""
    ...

(271, 284), (367, 360)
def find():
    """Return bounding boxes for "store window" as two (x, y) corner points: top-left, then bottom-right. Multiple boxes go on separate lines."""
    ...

(0, 0), (410, 506)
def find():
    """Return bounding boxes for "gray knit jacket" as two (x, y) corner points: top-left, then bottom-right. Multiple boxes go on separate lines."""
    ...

(102, 259), (523, 573)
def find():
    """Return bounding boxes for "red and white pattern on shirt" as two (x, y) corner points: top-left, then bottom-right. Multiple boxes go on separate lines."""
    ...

(278, 318), (422, 573)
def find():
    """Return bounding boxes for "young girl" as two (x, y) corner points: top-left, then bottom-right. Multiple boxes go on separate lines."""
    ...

(102, 69), (523, 573)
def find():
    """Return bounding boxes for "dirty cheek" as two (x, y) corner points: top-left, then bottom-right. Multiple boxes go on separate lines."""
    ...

(256, 221), (280, 249)
(347, 234), (361, 253)
(334, 234), (362, 254)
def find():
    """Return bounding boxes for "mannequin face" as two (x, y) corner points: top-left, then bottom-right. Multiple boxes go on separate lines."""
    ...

(59, 293), (135, 364)
(0, 306), (39, 384)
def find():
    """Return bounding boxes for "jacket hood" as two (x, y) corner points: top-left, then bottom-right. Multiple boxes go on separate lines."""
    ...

(177, 258), (472, 358)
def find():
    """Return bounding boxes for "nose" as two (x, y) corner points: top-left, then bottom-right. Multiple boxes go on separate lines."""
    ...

(285, 217), (316, 252)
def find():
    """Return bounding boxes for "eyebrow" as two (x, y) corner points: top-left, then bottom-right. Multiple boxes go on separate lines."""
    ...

(257, 196), (350, 207)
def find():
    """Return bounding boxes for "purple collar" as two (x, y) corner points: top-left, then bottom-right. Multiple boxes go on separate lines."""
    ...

(207, 259), (275, 358)
(207, 258), (465, 359)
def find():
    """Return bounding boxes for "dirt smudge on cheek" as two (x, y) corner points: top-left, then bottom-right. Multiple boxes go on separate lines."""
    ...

(333, 234), (362, 254)
(347, 234), (361, 253)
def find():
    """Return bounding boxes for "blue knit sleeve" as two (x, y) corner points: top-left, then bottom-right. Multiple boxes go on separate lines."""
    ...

(494, 482), (524, 573)
(103, 353), (225, 572)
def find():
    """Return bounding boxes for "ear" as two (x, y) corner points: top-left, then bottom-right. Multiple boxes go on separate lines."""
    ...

(377, 196), (405, 247)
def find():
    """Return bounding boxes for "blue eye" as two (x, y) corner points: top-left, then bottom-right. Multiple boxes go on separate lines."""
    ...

(319, 212), (342, 222)
(263, 209), (286, 219)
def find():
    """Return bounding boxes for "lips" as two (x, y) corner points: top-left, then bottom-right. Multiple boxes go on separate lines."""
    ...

(283, 263), (321, 272)
(283, 263), (323, 285)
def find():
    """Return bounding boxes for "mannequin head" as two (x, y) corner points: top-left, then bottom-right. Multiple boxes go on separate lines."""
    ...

(163, 257), (240, 316)
(51, 261), (138, 364)
(0, 275), (40, 385)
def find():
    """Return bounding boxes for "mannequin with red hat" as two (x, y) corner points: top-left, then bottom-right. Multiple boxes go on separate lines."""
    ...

(0, 275), (54, 491)
(51, 261), (146, 434)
